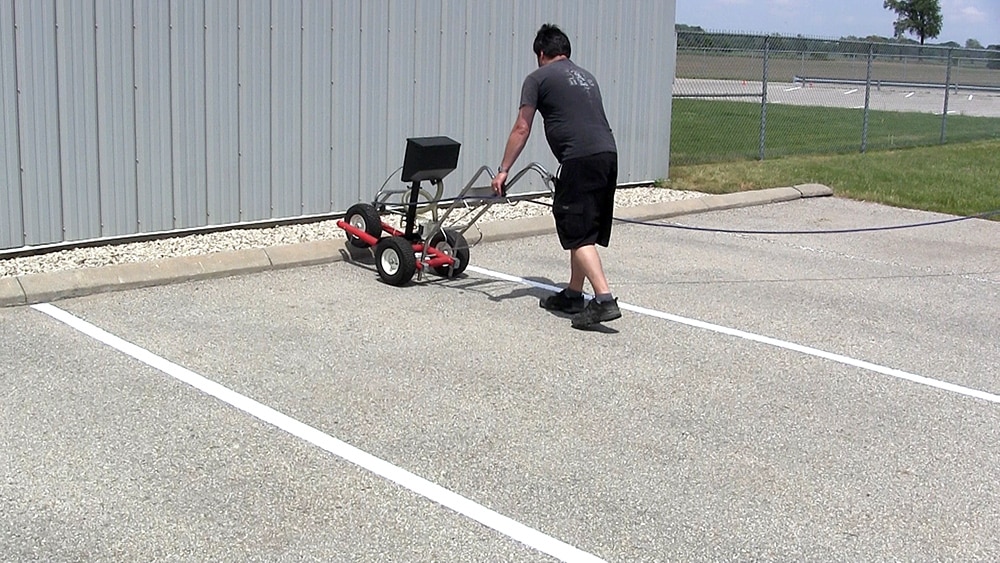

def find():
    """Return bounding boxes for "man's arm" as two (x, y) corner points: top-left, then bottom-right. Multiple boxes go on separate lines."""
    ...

(491, 105), (535, 195)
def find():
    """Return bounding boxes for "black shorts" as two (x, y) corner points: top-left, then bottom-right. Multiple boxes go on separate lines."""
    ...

(552, 152), (618, 250)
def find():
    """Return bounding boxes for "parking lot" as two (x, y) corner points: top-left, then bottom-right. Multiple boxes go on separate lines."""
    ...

(3, 196), (1000, 561)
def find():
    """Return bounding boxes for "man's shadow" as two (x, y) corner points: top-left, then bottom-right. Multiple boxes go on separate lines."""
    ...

(437, 272), (620, 334)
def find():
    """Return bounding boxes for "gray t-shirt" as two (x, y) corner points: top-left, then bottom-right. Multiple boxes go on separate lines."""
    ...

(519, 59), (617, 162)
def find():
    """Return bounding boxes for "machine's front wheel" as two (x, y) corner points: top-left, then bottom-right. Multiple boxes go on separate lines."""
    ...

(428, 228), (470, 277)
(374, 236), (416, 286)
(344, 203), (383, 248)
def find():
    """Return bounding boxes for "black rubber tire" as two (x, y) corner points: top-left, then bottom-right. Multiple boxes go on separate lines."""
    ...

(428, 228), (470, 277)
(374, 236), (417, 286)
(344, 203), (383, 248)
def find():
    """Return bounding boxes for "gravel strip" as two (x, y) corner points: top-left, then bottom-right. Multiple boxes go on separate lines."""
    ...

(0, 187), (702, 278)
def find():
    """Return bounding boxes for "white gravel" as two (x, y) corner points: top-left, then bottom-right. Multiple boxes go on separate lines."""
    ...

(0, 186), (702, 278)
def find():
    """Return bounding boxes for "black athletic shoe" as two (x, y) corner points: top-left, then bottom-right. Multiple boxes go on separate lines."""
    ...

(571, 298), (622, 328)
(539, 289), (585, 314)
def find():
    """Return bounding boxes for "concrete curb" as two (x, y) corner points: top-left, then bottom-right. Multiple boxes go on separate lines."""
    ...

(1, 185), (832, 307)
(13, 249), (273, 306)
(1, 276), (26, 307)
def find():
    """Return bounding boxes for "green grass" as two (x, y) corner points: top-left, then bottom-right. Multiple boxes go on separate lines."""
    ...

(664, 139), (1000, 218)
(671, 99), (1000, 165)
(666, 98), (1000, 218)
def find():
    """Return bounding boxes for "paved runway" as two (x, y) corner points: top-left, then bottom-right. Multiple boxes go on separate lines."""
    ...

(673, 78), (1000, 117)
(3, 197), (1000, 561)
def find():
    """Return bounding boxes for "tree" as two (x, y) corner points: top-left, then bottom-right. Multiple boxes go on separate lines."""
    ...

(988, 45), (1000, 70)
(966, 38), (983, 50)
(883, 0), (943, 45)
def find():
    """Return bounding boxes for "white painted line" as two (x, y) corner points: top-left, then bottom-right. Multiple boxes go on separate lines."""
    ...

(784, 86), (802, 92)
(30, 302), (605, 563)
(844, 88), (859, 95)
(905, 92), (915, 98)
(467, 266), (1000, 405)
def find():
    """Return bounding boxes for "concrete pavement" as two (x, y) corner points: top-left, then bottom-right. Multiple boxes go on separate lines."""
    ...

(4, 191), (1000, 561)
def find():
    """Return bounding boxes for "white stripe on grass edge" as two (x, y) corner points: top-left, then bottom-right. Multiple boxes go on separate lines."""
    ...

(31, 302), (605, 563)
(467, 265), (1000, 404)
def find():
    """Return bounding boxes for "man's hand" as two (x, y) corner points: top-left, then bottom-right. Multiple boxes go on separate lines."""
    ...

(491, 171), (508, 196)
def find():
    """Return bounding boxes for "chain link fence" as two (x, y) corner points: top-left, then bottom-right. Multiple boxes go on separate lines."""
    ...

(672, 31), (1000, 165)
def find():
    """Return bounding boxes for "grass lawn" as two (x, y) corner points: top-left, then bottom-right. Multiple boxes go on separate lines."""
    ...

(671, 99), (1000, 165)
(667, 99), (1000, 218)
(665, 139), (1000, 219)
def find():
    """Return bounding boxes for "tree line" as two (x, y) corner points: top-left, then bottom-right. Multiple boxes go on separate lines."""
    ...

(676, 26), (1000, 69)
(678, 1), (999, 69)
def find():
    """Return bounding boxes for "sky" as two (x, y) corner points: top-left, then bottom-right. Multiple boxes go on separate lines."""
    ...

(676, 0), (1000, 48)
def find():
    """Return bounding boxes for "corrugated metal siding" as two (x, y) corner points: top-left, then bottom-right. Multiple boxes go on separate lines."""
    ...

(270, 0), (302, 219)
(0, 0), (676, 251)
(133, 1), (172, 233)
(95, 0), (138, 237)
(170, 1), (208, 230)
(55, 0), (100, 242)
(238, 0), (271, 222)
(16, 0), (62, 246)
(0, 0), (20, 247)
(301, 0), (333, 213)
(204, 1), (240, 226)
(329, 1), (361, 210)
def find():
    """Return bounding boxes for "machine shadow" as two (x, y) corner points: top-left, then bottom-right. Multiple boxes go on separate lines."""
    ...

(337, 249), (620, 333)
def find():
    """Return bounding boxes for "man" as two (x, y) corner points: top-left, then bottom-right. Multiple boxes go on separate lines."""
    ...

(491, 24), (621, 329)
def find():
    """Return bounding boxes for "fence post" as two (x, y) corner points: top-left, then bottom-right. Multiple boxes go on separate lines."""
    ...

(861, 43), (873, 153)
(759, 35), (769, 161)
(940, 48), (953, 144)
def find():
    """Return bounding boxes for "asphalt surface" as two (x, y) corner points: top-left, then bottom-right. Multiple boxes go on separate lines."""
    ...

(673, 78), (1000, 117)
(3, 194), (1000, 562)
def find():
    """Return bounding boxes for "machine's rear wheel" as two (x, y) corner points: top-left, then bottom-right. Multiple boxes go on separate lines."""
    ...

(428, 228), (470, 277)
(344, 203), (383, 248)
(374, 236), (416, 286)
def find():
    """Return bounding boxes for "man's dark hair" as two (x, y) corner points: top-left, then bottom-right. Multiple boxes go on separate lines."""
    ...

(533, 24), (571, 58)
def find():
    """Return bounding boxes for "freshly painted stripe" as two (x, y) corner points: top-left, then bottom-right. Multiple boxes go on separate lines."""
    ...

(467, 266), (1000, 404)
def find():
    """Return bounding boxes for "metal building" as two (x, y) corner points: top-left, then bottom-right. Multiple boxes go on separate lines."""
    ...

(0, 0), (676, 252)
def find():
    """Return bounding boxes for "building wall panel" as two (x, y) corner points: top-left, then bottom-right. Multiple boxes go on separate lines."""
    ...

(133, 1), (173, 233)
(301, 0), (333, 213)
(54, 1), (100, 242)
(169, 1), (208, 230)
(0, 0), (676, 251)
(204, 1), (240, 225)
(95, 0), (138, 237)
(359, 0), (391, 196)
(329, 0), (361, 209)
(237, 0), (271, 222)
(0, 0), (20, 248)
(14, 0), (62, 246)
(270, 0), (303, 218)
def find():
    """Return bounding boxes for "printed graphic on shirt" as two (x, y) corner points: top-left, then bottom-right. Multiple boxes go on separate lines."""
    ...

(567, 69), (595, 93)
